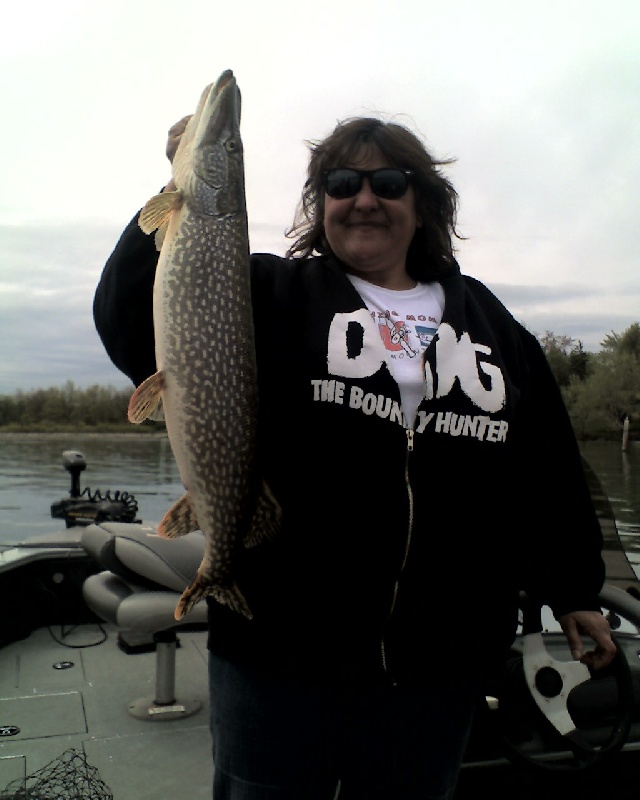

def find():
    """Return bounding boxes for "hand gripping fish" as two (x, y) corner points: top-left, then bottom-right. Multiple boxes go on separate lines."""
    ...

(128, 69), (280, 621)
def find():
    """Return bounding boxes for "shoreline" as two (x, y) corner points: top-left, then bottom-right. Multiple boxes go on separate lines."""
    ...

(0, 429), (168, 439)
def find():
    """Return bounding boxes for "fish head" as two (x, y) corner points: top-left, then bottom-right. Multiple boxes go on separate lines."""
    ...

(172, 69), (245, 218)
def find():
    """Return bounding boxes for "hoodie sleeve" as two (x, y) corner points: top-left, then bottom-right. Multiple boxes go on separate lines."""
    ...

(514, 328), (606, 617)
(93, 210), (158, 387)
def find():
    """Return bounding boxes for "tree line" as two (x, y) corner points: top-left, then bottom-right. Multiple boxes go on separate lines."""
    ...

(0, 383), (137, 432)
(1, 323), (639, 440)
(541, 323), (640, 441)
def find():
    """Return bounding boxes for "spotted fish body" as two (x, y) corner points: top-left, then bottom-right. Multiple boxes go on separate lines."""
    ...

(128, 70), (279, 621)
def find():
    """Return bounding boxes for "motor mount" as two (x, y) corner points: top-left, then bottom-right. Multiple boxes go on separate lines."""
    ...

(50, 450), (140, 528)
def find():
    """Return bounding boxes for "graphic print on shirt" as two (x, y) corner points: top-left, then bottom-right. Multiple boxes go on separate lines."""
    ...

(379, 312), (417, 357)
(376, 308), (438, 360)
(367, 307), (439, 427)
(322, 313), (509, 444)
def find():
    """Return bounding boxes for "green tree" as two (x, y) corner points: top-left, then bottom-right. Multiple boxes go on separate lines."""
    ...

(562, 323), (640, 439)
(602, 323), (640, 359)
(538, 332), (593, 388)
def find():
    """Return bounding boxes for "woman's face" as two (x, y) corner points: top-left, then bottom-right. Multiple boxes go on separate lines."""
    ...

(322, 146), (421, 289)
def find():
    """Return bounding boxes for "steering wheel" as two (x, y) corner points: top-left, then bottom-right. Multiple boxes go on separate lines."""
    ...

(485, 594), (633, 772)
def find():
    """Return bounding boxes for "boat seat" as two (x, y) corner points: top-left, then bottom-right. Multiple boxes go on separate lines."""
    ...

(81, 521), (208, 720)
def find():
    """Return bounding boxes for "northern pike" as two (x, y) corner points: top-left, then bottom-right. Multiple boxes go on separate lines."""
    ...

(128, 69), (280, 621)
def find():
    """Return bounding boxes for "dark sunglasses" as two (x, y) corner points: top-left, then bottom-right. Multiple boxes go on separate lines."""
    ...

(323, 168), (414, 200)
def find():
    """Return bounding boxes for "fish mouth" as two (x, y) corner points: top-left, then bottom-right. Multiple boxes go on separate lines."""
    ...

(213, 69), (240, 116)
(208, 69), (241, 127)
(215, 69), (235, 95)
(192, 68), (241, 154)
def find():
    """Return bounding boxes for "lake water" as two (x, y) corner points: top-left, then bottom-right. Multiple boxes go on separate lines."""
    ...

(0, 433), (639, 561)
(580, 439), (640, 559)
(0, 432), (183, 542)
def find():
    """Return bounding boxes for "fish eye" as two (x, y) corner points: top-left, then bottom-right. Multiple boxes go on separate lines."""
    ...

(225, 139), (238, 153)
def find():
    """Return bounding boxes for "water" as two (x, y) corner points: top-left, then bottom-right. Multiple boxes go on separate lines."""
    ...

(580, 440), (640, 564)
(0, 433), (639, 558)
(0, 432), (183, 543)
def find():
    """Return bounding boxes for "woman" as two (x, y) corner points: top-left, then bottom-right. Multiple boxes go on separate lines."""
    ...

(94, 115), (615, 799)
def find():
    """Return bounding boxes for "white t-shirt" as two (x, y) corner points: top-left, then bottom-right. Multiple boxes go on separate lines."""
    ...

(347, 274), (445, 427)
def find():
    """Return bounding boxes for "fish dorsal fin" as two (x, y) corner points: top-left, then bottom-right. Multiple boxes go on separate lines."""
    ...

(138, 191), (183, 235)
(244, 481), (282, 548)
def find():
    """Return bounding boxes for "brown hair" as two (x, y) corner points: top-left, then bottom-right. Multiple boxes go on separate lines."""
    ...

(285, 117), (463, 280)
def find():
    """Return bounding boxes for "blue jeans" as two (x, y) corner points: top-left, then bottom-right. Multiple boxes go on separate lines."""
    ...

(208, 653), (478, 799)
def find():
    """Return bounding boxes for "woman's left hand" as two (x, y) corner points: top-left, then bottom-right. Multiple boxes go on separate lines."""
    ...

(558, 609), (617, 670)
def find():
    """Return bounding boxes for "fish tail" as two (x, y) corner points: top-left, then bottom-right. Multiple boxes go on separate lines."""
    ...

(175, 577), (252, 621)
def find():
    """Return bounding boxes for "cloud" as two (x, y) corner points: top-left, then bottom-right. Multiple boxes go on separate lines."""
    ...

(0, 222), (132, 393)
(0, 217), (292, 394)
(485, 281), (640, 349)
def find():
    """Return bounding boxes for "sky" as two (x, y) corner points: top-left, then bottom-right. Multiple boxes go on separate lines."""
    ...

(1, 0), (639, 394)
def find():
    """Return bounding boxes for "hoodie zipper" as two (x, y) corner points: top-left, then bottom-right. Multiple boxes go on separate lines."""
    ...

(380, 426), (416, 678)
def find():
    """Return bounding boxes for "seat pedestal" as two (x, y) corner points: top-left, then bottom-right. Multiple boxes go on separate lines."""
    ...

(128, 630), (202, 720)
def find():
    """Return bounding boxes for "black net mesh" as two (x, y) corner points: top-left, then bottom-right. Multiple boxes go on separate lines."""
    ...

(0, 748), (113, 799)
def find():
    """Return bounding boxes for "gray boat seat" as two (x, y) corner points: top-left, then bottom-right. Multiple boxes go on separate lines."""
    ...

(81, 521), (208, 720)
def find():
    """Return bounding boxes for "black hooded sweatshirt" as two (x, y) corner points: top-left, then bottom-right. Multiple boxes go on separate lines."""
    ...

(93, 211), (606, 688)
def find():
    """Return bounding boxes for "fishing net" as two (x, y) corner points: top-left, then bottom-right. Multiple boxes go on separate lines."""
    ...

(0, 748), (113, 799)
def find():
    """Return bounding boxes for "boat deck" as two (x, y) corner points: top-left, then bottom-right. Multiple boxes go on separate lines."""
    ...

(4, 621), (640, 800)
(0, 621), (212, 799)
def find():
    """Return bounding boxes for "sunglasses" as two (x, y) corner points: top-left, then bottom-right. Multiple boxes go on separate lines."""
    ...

(323, 168), (414, 200)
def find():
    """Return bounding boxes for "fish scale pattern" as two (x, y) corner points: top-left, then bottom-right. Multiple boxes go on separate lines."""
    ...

(163, 210), (257, 553)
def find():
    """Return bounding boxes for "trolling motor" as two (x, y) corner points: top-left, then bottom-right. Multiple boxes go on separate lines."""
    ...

(50, 450), (140, 528)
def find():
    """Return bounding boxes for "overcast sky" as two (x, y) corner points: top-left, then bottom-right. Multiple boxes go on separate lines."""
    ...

(1, 0), (638, 395)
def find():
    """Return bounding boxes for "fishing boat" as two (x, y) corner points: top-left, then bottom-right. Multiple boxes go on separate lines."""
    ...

(0, 450), (639, 800)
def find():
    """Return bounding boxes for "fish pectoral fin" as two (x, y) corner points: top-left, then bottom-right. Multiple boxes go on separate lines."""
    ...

(138, 191), (183, 235)
(147, 404), (165, 422)
(158, 492), (199, 538)
(127, 371), (165, 423)
(244, 481), (282, 548)
(175, 576), (252, 621)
